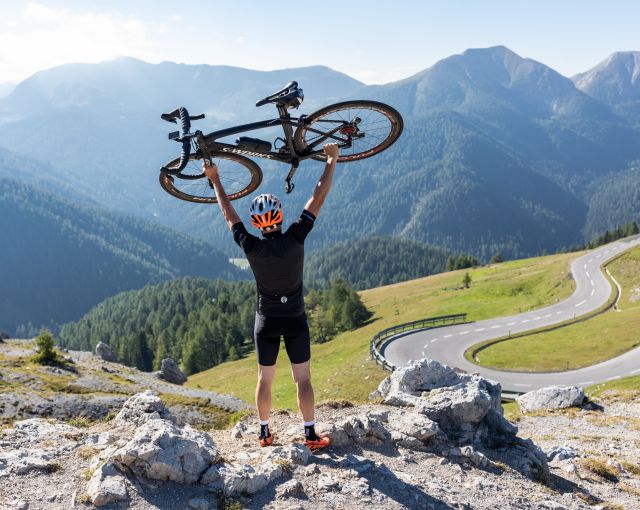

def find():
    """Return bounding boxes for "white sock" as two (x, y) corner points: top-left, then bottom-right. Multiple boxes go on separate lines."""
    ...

(260, 419), (269, 426)
(303, 420), (315, 427)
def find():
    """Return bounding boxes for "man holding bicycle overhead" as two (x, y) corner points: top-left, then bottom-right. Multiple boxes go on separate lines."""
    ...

(203, 142), (340, 451)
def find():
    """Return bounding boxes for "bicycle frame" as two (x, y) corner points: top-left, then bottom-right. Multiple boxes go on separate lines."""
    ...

(196, 105), (351, 165)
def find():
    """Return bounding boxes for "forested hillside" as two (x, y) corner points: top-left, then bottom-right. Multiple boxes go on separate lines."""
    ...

(304, 236), (450, 290)
(58, 277), (370, 375)
(0, 178), (242, 335)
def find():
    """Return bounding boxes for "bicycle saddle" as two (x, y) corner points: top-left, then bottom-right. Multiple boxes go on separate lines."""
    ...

(256, 81), (304, 108)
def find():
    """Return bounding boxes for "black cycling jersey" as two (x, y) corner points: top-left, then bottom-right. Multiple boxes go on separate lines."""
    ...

(232, 209), (316, 317)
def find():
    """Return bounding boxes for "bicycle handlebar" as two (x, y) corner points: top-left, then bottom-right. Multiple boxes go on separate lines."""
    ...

(160, 107), (206, 174)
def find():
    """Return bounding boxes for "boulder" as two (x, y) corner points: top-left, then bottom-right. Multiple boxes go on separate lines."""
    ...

(113, 390), (177, 427)
(516, 386), (585, 413)
(416, 378), (494, 432)
(113, 418), (219, 484)
(219, 462), (284, 496)
(156, 358), (188, 385)
(375, 358), (467, 405)
(387, 410), (439, 441)
(326, 415), (390, 446)
(95, 341), (118, 362)
(547, 445), (578, 462)
(86, 461), (128, 507)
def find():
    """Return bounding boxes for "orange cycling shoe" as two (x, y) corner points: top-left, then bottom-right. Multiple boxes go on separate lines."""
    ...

(259, 433), (274, 447)
(305, 434), (331, 451)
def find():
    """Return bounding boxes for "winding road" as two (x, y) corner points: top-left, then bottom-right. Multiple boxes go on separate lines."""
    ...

(382, 235), (640, 393)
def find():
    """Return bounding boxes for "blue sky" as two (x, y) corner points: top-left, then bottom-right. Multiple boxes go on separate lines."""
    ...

(0, 0), (638, 84)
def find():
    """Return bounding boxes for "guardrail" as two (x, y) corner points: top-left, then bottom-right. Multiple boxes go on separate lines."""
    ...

(370, 313), (468, 372)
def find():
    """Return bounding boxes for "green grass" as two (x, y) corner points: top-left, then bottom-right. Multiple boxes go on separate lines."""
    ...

(186, 252), (578, 409)
(587, 374), (640, 401)
(468, 246), (640, 371)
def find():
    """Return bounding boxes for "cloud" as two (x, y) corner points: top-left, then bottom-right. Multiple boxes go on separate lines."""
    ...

(0, 3), (161, 82)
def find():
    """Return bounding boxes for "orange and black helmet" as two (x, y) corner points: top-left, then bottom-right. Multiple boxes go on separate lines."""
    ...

(249, 193), (283, 231)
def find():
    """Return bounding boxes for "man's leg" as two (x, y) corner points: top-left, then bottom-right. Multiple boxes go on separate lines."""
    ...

(256, 363), (277, 421)
(290, 360), (314, 422)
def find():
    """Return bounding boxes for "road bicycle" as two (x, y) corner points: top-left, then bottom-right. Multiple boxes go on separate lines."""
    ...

(159, 81), (403, 203)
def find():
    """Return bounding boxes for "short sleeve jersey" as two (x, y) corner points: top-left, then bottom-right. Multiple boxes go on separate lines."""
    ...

(232, 209), (316, 317)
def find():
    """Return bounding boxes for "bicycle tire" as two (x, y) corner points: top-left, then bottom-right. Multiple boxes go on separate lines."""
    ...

(294, 100), (403, 163)
(159, 151), (262, 204)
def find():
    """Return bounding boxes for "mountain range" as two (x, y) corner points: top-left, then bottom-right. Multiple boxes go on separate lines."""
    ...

(1, 47), (639, 324)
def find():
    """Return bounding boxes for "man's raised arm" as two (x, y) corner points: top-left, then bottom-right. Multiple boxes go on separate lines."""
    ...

(303, 143), (340, 217)
(203, 160), (242, 230)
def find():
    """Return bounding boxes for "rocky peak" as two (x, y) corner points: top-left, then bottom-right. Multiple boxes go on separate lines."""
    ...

(573, 51), (640, 102)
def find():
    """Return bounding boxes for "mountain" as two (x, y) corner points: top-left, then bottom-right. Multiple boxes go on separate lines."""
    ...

(0, 49), (639, 260)
(573, 51), (640, 125)
(0, 82), (15, 98)
(0, 176), (243, 336)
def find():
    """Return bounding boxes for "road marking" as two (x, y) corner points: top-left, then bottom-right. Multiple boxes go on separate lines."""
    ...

(430, 339), (438, 343)
(533, 316), (541, 320)
(491, 325), (500, 329)
(474, 328), (485, 332)
(585, 271), (590, 278)
(607, 376), (621, 381)
(521, 319), (530, 323)
(556, 311), (562, 315)
(544, 314), (552, 318)
(459, 331), (469, 335)
(596, 254), (602, 258)
(583, 264), (587, 269)
(578, 381), (594, 385)
(630, 368), (640, 375)
(575, 300), (586, 308)
(588, 258), (593, 263)
(444, 334), (452, 338)
(591, 288), (595, 296)
(508, 322), (516, 326)
(590, 280), (594, 286)
(514, 383), (532, 388)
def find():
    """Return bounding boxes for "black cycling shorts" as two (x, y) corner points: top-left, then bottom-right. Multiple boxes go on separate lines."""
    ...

(253, 312), (311, 366)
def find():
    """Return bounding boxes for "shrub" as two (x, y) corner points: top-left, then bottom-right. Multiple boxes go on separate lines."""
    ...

(31, 330), (60, 365)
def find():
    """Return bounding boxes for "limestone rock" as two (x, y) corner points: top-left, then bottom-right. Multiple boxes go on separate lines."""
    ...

(86, 461), (128, 507)
(516, 386), (585, 412)
(387, 410), (439, 441)
(113, 418), (219, 484)
(547, 445), (578, 462)
(156, 357), (188, 385)
(376, 358), (467, 405)
(264, 444), (310, 465)
(460, 445), (488, 467)
(113, 389), (177, 427)
(188, 497), (211, 510)
(276, 479), (304, 498)
(416, 378), (494, 432)
(95, 341), (118, 362)
(219, 462), (284, 496)
(328, 415), (390, 446)
(230, 421), (259, 439)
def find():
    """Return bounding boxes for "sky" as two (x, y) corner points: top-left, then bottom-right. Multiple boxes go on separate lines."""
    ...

(0, 0), (638, 85)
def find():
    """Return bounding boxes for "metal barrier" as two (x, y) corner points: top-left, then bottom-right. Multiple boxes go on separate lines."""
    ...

(370, 313), (468, 372)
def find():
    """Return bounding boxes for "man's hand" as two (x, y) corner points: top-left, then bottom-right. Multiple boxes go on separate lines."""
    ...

(323, 143), (340, 162)
(203, 159), (219, 180)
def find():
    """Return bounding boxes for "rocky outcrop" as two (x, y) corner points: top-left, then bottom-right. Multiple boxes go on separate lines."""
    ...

(86, 461), (128, 506)
(95, 341), (118, 362)
(516, 385), (585, 412)
(156, 357), (188, 385)
(113, 389), (178, 427)
(114, 418), (220, 484)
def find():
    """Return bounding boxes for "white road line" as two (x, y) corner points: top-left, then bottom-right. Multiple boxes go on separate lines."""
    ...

(630, 368), (640, 375)
(578, 381), (594, 385)
(513, 383), (532, 388)
(556, 311), (562, 315)
(591, 288), (595, 296)
(491, 325), (500, 329)
(474, 328), (485, 332)
(596, 254), (602, 258)
(444, 334), (452, 338)
(533, 317), (541, 320)
(583, 264), (587, 270)
(521, 319), (530, 323)
(585, 271), (590, 278)
(459, 331), (469, 335)
(430, 339), (438, 343)
(575, 300), (586, 308)
(588, 258), (593, 263)
(424, 344), (429, 349)
(508, 322), (516, 326)
(590, 280), (594, 287)
(607, 376), (621, 381)
(544, 314), (552, 318)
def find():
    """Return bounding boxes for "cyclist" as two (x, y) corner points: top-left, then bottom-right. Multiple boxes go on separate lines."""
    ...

(203, 142), (340, 451)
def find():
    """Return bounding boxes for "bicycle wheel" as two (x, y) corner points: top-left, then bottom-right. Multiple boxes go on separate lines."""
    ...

(294, 100), (403, 163)
(159, 151), (262, 203)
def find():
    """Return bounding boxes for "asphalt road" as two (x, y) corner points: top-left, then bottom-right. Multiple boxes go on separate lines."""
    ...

(382, 235), (640, 393)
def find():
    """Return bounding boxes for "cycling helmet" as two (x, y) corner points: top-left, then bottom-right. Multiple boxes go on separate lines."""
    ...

(249, 193), (283, 231)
